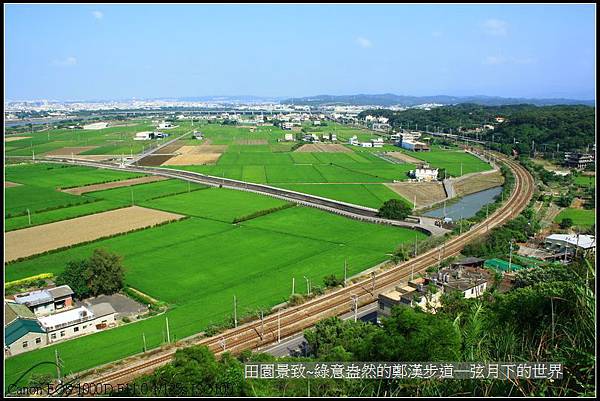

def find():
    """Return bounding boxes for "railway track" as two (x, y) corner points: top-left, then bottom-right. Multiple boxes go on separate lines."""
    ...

(74, 150), (534, 393)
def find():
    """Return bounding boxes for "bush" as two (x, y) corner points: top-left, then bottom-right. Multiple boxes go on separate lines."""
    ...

(560, 218), (573, 229)
(377, 199), (412, 220)
(323, 274), (344, 288)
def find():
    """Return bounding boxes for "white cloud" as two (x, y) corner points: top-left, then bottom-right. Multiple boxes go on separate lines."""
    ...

(482, 55), (506, 65)
(482, 19), (508, 36)
(431, 31), (443, 38)
(53, 56), (77, 67)
(92, 11), (103, 20)
(356, 36), (373, 48)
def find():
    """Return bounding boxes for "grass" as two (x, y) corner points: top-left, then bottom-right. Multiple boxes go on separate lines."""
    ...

(138, 187), (291, 223)
(554, 208), (596, 228)
(4, 120), (193, 157)
(277, 183), (410, 209)
(4, 199), (128, 231)
(5, 163), (143, 189)
(5, 185), (94, 217)
(574, 175), (595, 188)
(84, 179), (208, 204)
(5, 206), (424, 386)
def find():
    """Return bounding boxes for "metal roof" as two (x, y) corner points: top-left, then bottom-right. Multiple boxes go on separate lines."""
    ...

(47, 285), (74, 299)
(14, 290), (53, 307)
(5, 318), (45, 346)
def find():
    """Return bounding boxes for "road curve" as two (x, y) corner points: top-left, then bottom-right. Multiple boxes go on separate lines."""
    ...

(73, 150), (534, 392)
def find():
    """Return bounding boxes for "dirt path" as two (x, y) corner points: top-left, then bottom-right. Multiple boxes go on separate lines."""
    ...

(5, 181), (22, 188)
(385, 182), (447, 208)
(385, 151), (423, 164)
(294, 144), (352, 153)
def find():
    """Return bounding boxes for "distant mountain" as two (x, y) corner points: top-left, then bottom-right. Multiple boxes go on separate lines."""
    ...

(170, 95), (283, 103)
(281, 93), (595, 107)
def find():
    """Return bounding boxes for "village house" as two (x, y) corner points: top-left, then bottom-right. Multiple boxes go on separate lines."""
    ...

(13, 285), (74, 316)
(4, 301), (47, 357)
(40, 303), (117, 344)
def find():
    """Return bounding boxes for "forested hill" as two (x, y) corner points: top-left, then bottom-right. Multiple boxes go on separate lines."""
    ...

(359, 104), (596, 154)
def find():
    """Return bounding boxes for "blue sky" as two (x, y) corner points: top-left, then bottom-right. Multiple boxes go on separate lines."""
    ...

(4, 4), (596, 101)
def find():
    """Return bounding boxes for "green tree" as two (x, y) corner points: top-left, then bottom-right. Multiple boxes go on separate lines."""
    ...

(87, 248), (125, 297)
(55, 259), (91, 299)
(378, 199), (412, 220)
(323, 274), (344, 288)
(560, 217), (574, 229)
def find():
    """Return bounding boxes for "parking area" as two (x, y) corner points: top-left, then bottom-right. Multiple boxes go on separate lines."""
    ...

(76, 293), (148, 319)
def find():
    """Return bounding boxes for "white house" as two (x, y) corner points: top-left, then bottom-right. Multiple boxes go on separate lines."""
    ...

(284, 133), (295, 141)
(349, 135), (359, 146)
(400, 139), (430, 152)
(322, 133), (330, 141)
(544, 234), (595, 255)
(360, 142), (373, 148)
(331, 133), (337, 141)
(313, 120), (321, 126)
(411, 166), (439, 182)
(371, 138), (384, 148)
(40, 303), (117, 344)
(158, 122), (176, 129)
(134, 132), (153, 141)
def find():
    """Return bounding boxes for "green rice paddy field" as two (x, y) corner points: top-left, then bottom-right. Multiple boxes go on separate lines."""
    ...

(554, 208), (596, 228)
(5, 174), (426, 386)
(164, 122), (491, 208)
(4, 120), (193, 157)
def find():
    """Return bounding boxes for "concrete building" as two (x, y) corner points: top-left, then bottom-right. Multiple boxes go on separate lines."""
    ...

(193, 131), (204, 140)
(544, 234), (595, 256)
(371, 137), (384, 148)
(5, 317), (47, 356)
(372, 123), (391, 132)
(564, 152), (594, 170)
(40, 303), (117, 344)
(349, 135), (359, 146)
(360, 142), (373, 148)
(284, 133), (295, 141)
(400, 139), (430, 152)
(410, 165), (439, 182)
(434, 266), (489, 299)
(378, 277), (443, 316)
(331, 133), (337, 141)
(13, 285), (74, 316)
(158, 121), (176, 129)
(134, 131), (153, 141)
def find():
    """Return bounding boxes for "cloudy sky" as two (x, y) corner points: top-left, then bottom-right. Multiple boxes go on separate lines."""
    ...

(4, 4), (596, 101)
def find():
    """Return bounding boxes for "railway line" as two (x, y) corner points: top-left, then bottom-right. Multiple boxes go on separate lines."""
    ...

(72, 150), (534, 393)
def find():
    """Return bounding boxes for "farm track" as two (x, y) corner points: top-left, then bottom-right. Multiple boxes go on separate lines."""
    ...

(68, 150), (534, 393)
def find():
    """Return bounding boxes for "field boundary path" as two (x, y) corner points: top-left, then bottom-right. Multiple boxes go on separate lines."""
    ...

(68, 150), (534, 392)
(125, 131), (193, 166)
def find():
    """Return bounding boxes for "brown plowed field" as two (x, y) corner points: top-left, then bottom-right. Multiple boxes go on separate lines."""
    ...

(4, 206), (184, 262)
(5, 181), (22, 188)
(4, 136), (30, 142)
(294, 144), (352, 153)
(386, 151), (423, 164)
(44, 146), (99, 156)
(386, 181), (447, 207)
(160, 144), (226, 165)
(62, 176), (168, 195)
(137, 155), (175, 166)
(235, 139), (268, 145)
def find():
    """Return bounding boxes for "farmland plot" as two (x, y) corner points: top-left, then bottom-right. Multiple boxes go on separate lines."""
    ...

(5, 206), (185, 262)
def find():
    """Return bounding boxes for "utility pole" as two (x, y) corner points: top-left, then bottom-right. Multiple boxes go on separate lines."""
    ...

(351, 295), (358, 322)
(413, 195), (417, 210)
(165, 317), (170, 343)
(233, 295), (238, 328)
(277, 309), (281, 343)
(508, 240), (514, 272)
(303, 276), (310, 296)
(142, 333), (147, 352)
(344, 259), (348, 287)
(27, 208), (31, 225)
(292, 277), (295, 295)
(55, 349), (62, 382)
(371, 272), (376, 294)
(414, 233), (418, 257)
